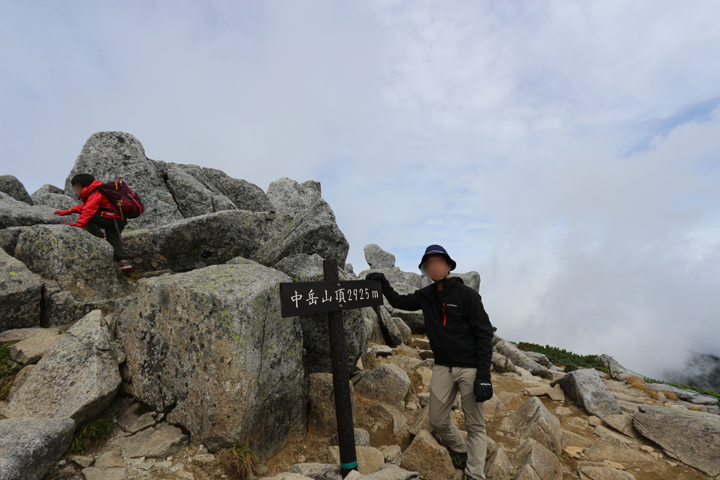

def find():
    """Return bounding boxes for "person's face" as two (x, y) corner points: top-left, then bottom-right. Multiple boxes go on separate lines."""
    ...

(73, 183), (83, 198)
(422, 254), (450, 281)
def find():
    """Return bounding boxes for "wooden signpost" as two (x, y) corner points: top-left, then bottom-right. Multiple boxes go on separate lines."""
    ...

(279, 259), (384, 478)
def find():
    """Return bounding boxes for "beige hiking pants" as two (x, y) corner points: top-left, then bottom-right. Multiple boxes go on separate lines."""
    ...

(428, 364), (487, 480)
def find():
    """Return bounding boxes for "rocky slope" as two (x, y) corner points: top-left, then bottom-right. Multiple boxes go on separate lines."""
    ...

(1, 131), (718, 480)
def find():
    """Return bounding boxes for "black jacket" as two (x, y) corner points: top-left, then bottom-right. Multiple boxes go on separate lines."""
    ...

(381, 276), (494, 376)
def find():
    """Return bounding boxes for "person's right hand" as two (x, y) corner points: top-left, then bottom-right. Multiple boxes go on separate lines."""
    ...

(54, 210), (71, 216)
(365, 272), (387, 283)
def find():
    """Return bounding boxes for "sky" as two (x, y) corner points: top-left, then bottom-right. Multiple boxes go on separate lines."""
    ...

(2, 0), (719, 381)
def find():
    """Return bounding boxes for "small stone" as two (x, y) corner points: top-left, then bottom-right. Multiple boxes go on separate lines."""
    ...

(70, 454), (94, 468)
(588, 416), (602, 426)
(564, 446), (583, 458)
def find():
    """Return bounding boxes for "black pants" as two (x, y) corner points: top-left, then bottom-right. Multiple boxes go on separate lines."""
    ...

(84, 216), (128, 261)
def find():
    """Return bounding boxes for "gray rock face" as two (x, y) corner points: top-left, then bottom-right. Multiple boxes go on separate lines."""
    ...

(39, 280), (116, 327)
(512, 438), (562, 480)
(112, 422), (188, 458)
(509, 396), (563, 454)
(253, 198), (350, 268)
(0, 417), (75, 480)
(122, 209), (277, 272)
(550, 368), (621, 418)
(63, 131), (184, 229)
(271, 253), (372, 374)
(31, 184), (65, 197)
(116, 263), (307, 456)
(633, 404), (720, 477)
(13, 224), (132, 302)
(151, 161), (238, 217)
(496, 340), (554, 380)
(0, 174), (33, 205)
(355, 364), (411, 406)
(201, 167), (272, 212)
(30, 192), (76, 210)
(0, 249), (42, 332)
(0, 192), (72, 229)
(266, 177), (321, 215)
(450, 271), (481, 292)
(3, 310), (122, 424)
(372, 305), (403, 348)
(364, 244), (395, 269)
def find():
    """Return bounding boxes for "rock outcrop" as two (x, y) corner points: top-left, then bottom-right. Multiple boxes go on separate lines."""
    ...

(3, 310), (122, 424)
(0, 248), (43, 332)
(0, 417), (75, 480)
(633, 404), (720, 477)
(550, 368), (622, 418)
(12, 224), (132, 302)
(0, 174), (33, 204)
(116, 262), (307, 456)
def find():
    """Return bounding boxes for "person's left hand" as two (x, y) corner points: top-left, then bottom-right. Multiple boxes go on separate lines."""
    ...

(473, 372), (493, 402)
(63, 222), (81, 227)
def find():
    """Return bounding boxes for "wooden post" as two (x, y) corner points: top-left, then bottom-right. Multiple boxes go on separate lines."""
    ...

(323, 259), (358, 478)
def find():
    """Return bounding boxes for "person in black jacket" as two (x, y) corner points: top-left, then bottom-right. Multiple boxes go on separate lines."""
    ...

(366, 244), (494, 480)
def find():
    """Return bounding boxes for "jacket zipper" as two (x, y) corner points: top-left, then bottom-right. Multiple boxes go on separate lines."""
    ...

(442, 302), (446, 325)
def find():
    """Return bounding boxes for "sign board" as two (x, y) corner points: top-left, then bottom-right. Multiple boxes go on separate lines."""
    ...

(278, 261), (384, 478)
(279, 280), (383, 317)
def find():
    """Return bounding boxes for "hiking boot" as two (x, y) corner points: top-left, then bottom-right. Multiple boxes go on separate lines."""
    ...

(448, 449), (467, 470)
(116, 259), (133, 271)
(463, 474), (479, 480)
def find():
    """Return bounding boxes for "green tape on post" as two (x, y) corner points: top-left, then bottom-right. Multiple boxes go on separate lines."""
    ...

(341, 461), (358, 469)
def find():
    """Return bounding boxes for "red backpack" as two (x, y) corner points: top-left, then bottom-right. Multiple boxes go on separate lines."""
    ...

(92, 180), (145, 219)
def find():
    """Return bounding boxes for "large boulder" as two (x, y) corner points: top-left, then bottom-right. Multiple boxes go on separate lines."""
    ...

(3, 310), (122, 424)
(632, 404), (720, 477)
(550, 368), (621, 418)
(252, 198), (350, 268)
(12, 224), (132, 302)
(30, 183), (76, 210)
(63, 131), (184, 228)
(266, 177), (321, 215)
(0, 417), (75, 480)
(116, 262), (307, 456)
(364, 244), (395, 269)
(39, 279), (116, 327)
(122, 209), (277, 272)
(496, 340), (554, 380)
(0, 174), (33, 205)
(0, 192), (72, 229)
(271, 253), (373, 373)
(512, 438), (562, 480)
(201, 167), (272, 212)
(30, 192), (76, 210)
(400, 429), (454, 480)
(151, 161), (238, 217)
(354, 364), (411, 406)
(509, 396), (563, 454)
(0, 249), (43, 332)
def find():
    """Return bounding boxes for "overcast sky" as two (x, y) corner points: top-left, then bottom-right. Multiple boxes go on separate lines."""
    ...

(2, 1), (719, 380)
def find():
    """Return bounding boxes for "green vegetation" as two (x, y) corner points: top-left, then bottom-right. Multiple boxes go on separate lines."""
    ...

(65, 419), (114, 455)
(644, 378), (720, 400)
(515, 341), (608, 373)
(218, 442), (259, 480)
(0, 342), (22, 379)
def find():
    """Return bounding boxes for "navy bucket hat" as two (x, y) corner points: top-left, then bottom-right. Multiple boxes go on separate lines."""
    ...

(418, 244), (456, 271)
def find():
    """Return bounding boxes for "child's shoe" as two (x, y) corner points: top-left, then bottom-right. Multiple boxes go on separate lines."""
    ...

(116, 259), (133, 271)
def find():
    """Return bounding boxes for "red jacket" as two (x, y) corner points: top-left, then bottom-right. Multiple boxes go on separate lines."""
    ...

(69, 180), (123, 228)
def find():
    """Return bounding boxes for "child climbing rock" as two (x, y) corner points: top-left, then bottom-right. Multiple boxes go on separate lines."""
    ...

(54, 173), (133, 271)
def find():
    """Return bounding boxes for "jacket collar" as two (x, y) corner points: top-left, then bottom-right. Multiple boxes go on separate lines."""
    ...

(80, 180), (105, 202)
(432, 275), (464, 292)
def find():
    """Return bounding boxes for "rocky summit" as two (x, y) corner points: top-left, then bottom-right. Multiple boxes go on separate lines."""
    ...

(1, 131), (718, 480)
